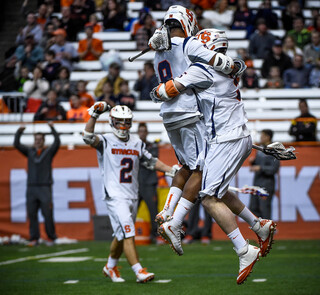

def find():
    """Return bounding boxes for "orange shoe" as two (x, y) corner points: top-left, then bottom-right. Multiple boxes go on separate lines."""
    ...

(136, 268), (154, 283)
(201, 236), (210, 245)
(252, 218), (277, 257)
(103, 266), (125, 283)
(235, 241), (261, 285)
(182, 235), (194, 244)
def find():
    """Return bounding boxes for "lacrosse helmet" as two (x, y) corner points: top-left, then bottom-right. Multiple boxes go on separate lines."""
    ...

(164, 5), (199, 37)
(109, 105), (133, 139)
(195, 29), (228, 54)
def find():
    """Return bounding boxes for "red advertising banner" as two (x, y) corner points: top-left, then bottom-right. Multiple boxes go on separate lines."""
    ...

(0, 144), (319, 240)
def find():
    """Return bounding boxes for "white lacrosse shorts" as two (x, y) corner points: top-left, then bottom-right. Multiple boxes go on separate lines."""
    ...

(167, 120), (205, 170)
(104, 197), (138, 241)
(200, 135), (252, 199)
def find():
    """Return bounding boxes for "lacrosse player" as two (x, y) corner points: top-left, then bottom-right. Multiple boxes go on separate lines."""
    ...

(153, 29), (277, 285)
(82, 103), (177, 283)
(148, 4), (242, 247)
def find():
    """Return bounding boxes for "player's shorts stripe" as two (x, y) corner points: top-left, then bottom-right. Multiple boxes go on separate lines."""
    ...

(191, 63), (213, 77)
(204, 140), (209, 158)
(194, 134), (199, 157)
(202, 169), (208, 191)
(182, 36), (192, 53)
(211, 101), (216, 139)
(214, 172), (226, 197)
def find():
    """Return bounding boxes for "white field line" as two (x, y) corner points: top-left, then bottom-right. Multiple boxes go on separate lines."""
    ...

(0, 248), (89, 266)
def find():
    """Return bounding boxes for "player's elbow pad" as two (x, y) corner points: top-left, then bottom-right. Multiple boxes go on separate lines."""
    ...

(82, 130), (95, 145)
(157, 80), (180, 101)
(213, 53), (234, 75)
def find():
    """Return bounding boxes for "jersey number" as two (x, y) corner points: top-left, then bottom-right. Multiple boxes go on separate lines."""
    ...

(120, 158), (133, 183)
(158, 60), (173, 83)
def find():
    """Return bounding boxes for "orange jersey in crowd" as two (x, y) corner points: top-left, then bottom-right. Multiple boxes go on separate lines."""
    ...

(78, 38), (103, 61)
(79, 92), (95, 108)
(67, 106), (91, 122)
(61, 0), (73, 7)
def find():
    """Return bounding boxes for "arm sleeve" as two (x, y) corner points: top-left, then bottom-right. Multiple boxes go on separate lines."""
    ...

(48, 126), (61, 156)
(184, 37), (216, 64)
(14, 130), (29, 156)
(175, 63), (213, 90)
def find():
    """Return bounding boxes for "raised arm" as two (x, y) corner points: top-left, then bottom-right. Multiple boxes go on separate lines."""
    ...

(14, 125), (29, 156)
(47, 121), (61, 156)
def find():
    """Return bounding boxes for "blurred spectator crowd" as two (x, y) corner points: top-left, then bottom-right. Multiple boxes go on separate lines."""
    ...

(0, 0), (319, 122)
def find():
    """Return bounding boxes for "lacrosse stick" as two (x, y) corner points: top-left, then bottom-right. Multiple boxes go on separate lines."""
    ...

(229, 185), (269, 197)
(128, 47), (151, 62)
(252, 142), (296, 160)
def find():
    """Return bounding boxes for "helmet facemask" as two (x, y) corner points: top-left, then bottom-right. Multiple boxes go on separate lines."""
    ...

(109, 105), (133, 139)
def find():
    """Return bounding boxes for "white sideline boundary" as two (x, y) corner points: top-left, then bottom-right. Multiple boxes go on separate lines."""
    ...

(0, 248), (89, 266)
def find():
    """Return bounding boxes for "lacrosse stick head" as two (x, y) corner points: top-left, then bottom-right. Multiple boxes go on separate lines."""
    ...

(265, 142), (297, 160)
(240, 185), (269, 197)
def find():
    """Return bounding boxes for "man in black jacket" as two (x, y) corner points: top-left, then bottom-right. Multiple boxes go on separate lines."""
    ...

(14, 121), (60, 246)
(249, 129), (280, 219)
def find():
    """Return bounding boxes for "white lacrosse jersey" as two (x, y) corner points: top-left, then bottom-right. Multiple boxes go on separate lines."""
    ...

(154, 36), (216, 125)
(96, 133), (153, 200)
(175, 62), (249, 143)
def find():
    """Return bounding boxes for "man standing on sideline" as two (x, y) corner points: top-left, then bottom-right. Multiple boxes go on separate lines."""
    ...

(14, 121), (60, 246)
(137, 122), (160, 244)
(249, 129), (280, 219)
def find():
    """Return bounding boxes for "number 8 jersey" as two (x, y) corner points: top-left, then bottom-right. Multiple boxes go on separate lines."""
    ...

(154, 36), (216, 126)
(96, 133), (153, 200)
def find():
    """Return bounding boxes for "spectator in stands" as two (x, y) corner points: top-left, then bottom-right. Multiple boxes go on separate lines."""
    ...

(261, 39), (292, 78)
(303, 31), (320, 66)
(60, 6), (73, 40)
(97, 81), (117, 106)
(137, 122), (160, 244)
(281, 0), (304, 31)
(282, 35), (303, 61)
(17, 66), (31, 92)
(255, 0), (279, 30)
(134, 14), (157, 51)
(102, 0), (126, 31)
(34, 89), (67, 121)
(94, 62), (124, 97)
(130, 8), (156, 39)
(288, 17), (311, 49)
(78, 22), (103, 60)
(76, 80), (95, 107)
(52, 66), (75, 101)
(15, 34), (44, 72)
(144, 0), (162, 11)
(191, 0), (216, 10)
(309, 60), (320, 87)
(249, 18), (276, 59)
(37, 4), (50, 29)
(42, 50), (61, 83)
(14, 121), (60, 246)
(115, 80), (136, 110)
(50, 28), (79, 71)
(308, 14), (320, 33)
(231, 0), (255, 37)
(289, 98), (317, 141)
(16, 12), (43, 45)
(0, 55), (19, 92)
(89, 13), (102, 32)
(39, 22), (56, 50)
(283, 54), (311, 88)
(23, 66), (50, 113)
(306, 8), (320, 31)
(236, 47), (250, 62)
(134, 61), (158, 101)
(249, 129), (280, 219)
(67, 93), (91, 121)
(68, 0), (92, 41)
(241, 60), (260, 90)
(205, 0), (233, 30)
(193, 5), (212, 31)
(264, 66), (284, 88)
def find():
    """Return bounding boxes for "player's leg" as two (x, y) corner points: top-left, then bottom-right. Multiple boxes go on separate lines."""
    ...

(202, 195), (261, 285)
(26, 186), (40, 245)
(183, 200), (201, 244)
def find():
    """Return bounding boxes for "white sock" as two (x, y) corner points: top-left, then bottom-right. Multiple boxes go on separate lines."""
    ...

(172, 197), (194, 227)
(164, 186), (182, 215)
(227, 228), (247, 251)
(238, 207), (258, 228)
(131, 262), (142, 275)
(107, 256), (118, 268)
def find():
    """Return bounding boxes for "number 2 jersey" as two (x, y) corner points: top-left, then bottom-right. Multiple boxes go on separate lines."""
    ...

(96, 133), (153, 200)
(154, 36), (216, 128)
(174, 63), (249, 143)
